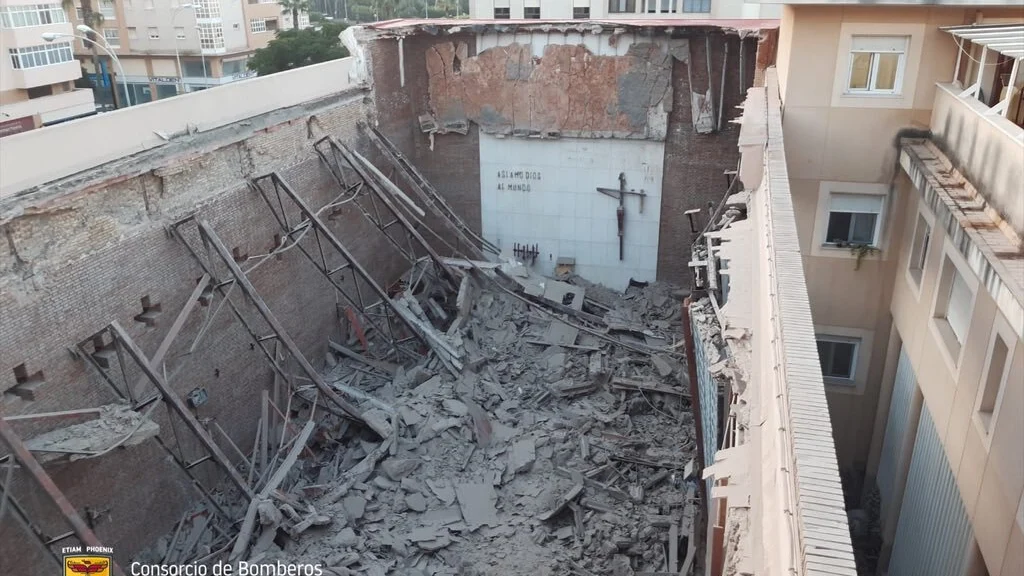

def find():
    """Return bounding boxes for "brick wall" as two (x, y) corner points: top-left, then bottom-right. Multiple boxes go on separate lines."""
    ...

(366, 32), (483, 237)
(0, 91), (411, 573)
(657, 33), (760, 286)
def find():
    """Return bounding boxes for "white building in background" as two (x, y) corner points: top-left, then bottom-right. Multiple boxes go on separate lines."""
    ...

(0, 0), (97, 134)
(469, 0), (778, 20)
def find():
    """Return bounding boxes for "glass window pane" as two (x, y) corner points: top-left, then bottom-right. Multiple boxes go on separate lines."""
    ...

(831, 343), (855, 378)
(946, 271), (972, 343)
(875, 53), (900, 90)
(851, 213), (877, 244)
(849, 52), (871, 90)
(826, 212), (852, 243)
(817, 341), (833, 375)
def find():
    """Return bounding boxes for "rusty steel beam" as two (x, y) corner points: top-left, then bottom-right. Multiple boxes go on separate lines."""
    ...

(191, 220), (391, 439)
(108, 321), (255, 500)
(247, 175), (425, 365)
(0, 416), (125, 576)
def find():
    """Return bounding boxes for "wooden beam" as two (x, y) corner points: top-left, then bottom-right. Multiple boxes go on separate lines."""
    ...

(0, 416), (125, 576)
(109, 321), (254, 500)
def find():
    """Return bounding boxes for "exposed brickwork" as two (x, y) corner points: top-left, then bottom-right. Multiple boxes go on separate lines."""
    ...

(367, 32), (482, 237)
(657, 33), (760, 286)
(0, 92), (413, 574)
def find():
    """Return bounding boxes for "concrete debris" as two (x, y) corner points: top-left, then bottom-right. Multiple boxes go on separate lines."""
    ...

(24, 404), (160, 463)
(134, 261), (696, 576)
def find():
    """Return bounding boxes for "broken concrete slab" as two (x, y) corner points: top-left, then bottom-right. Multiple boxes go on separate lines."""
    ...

(380, 457), (422, 481)
(343, 495), (367, 521)
(454, 483), (499, 529)
(405, 492), (427, 513)
(651, 354), (674, 377)
(508, 438), (536, 474)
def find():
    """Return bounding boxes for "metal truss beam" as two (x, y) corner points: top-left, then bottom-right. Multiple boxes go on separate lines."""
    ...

(245, 172), (438, 368)
(170, 218), (391, 439)
(362, 124), (500, 258)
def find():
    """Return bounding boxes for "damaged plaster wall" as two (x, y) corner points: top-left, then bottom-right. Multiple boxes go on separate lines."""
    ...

(426, 32), (687, 140)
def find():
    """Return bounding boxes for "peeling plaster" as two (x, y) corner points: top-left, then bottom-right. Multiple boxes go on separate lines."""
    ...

(425, 39), (687, 140)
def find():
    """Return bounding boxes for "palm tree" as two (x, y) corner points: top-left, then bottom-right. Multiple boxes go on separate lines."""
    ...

(62, 0), (120, 106)
(279, 0), (310, 30)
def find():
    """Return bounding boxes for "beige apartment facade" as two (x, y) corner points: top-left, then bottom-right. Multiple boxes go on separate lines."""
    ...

(0, 0), (96, 131)
(766, 1), (1023, 575)
(66, 0), (306, 107)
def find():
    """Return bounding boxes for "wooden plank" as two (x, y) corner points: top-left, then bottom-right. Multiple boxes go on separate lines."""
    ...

(110, 321), (253, 500)
(230, 419), (315, 561)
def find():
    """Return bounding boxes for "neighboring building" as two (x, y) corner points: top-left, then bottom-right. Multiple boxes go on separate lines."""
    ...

(0, 0), (96, 130)
(66, 0), (310, 108)
(468, 0), (779, 20)
(695, 1), (1023, 575)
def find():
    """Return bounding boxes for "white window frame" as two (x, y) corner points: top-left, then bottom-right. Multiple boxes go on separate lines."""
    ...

(846, 35), (908, 95)
(815, 326), (874, 395)
(817, 335), (860, 382)
(972, 312), (1017, 449)
(812, 182), (889, 259)
(99, 0), (116, 19)
(103, 27), (120, 47)
(0, 4), (69, 29)
(831, 23), (924, 110)
(147, 26), (159, 39)
(175, 26), (185, 39)
(904, 201), (935, 298)
(8, 41), (74, 70)
(128, 26), (138, 40)
(929, 240), (979, 374)
(249, 18), (266, 33)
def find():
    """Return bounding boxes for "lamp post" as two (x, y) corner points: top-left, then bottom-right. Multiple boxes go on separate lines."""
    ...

(172, 4), (194, 94)
(42, 30), (133, 107)
(75, 24), (133, 107)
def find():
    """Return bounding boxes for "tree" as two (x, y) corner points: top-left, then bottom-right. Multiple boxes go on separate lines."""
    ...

(247, 22), (349, 76)
(279, 0), (311, 30)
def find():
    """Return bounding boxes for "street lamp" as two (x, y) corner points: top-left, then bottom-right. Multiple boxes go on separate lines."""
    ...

(42, 31), (133, 107)
(172, 4), (194, 94)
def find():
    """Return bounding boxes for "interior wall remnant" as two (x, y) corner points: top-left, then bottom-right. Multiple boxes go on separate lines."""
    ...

(425, 39), (682, 140)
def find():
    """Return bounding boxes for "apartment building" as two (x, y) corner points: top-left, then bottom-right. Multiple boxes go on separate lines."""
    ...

(0, 0), (96, 133)
(66, 0), (308, 107)
(693, 0), (1023, 574)
(468, 0), (779, 20)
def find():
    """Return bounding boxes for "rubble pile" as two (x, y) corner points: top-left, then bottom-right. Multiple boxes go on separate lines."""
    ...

(136, 261), (700, 576)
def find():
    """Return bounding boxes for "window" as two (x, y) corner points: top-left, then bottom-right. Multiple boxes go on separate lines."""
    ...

(144, 0), (154, 8)
(266, 18), (278, 31)
(147, 26), (159, 39)
(99, 0), (115, 18)
(907, 212), (931, 286)
(222, 58), (246, 75)
(193, 0), (221, 19)
(573, 6), (590, 18)
(847, 35), (908, 94)
(197, 22), (225, 50)
(817, 336), (859, 382)
(249, 18), (266, 33)
(128, 26), (138, 39)
(825, 193), (883, 246)
(298, 12), (309, 27)
(103, 27), (120, 47)
(75, 7), (83, 19)
(493, 7), (509, 18)
(974, 317), (1015, 440)
(8, 42), (74, 69)
(524, 6), (540, 18)
(183, 60), (207, 76)
(607, 0), (636, 13)
(0, 4), (69, 28)
(27, 85), (54, 98)
(175, 26), (185, 39)
(932, 252), (977, 363)
(682, 0), (711, 12)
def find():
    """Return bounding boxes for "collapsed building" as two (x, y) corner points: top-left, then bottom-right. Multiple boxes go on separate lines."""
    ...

(0, 17), (808, 576)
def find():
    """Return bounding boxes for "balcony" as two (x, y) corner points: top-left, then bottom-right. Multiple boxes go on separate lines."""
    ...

(0, 88), (95, 124)
(930, 83), (1024, 237)
(6, 60), (83, 90)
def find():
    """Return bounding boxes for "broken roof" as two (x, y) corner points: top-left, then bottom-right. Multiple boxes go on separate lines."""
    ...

(362, 17), (780, 36)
